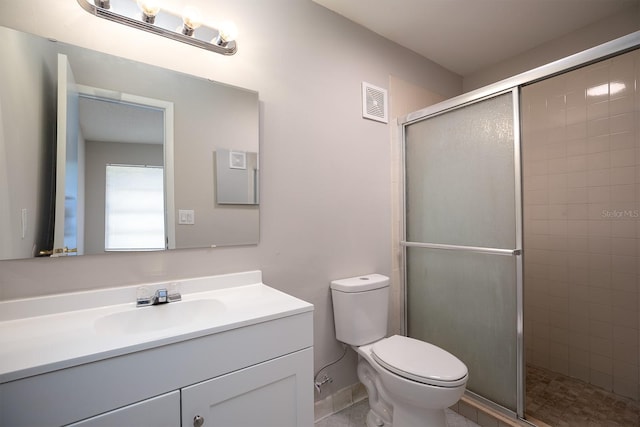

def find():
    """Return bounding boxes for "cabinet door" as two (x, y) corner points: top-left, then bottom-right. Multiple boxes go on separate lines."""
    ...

(182, 348), (313, 427)
(67, 391), (180, 427)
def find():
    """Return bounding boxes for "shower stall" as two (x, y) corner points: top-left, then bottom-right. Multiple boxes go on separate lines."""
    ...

(400, 32), (640, 425)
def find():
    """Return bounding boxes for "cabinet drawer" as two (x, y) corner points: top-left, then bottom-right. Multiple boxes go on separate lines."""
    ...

(67, 391), (180, 427)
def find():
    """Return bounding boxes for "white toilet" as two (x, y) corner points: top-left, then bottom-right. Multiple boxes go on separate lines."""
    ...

(330, 274), (468, 427)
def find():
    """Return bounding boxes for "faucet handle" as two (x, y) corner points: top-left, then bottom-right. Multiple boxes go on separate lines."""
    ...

(167, 283), (182, 302)
(136, 286), (152, 307)
(155, 288), (168, 304)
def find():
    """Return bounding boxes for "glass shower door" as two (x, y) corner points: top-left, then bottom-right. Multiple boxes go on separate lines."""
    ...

(402, 90), (523, 415)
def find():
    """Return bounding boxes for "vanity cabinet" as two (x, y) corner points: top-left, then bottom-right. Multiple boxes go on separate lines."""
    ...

(0, 278), (314, 427)
(69, 347), (311, 427)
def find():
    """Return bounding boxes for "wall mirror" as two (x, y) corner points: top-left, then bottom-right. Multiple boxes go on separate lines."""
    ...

(0, 25), (259, 261)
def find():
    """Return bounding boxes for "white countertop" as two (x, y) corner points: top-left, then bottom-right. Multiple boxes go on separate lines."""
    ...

(0, 271), (313, 383)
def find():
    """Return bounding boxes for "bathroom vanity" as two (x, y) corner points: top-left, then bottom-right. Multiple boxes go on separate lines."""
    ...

(0, 271), (314, 427)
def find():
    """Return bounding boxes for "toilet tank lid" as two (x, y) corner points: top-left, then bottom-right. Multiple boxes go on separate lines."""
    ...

(330, 274), (389, 292)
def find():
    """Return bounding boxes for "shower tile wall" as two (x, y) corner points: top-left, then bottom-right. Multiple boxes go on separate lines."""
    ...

(522, 49), (640, 401)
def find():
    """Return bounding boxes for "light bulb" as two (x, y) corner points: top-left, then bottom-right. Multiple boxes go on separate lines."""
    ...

(137, 0), (161, 24)
(181, 6), (202, 36)
(94, 0), (111, 9)
(213, 21), (238, 45)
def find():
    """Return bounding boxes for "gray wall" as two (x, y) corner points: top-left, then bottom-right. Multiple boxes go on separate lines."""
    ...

(0, 0), (462, 397)
(463, 4), (640, 91)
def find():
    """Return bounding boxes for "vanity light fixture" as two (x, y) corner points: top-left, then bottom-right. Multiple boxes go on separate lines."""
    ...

(77, 0), (237, 55)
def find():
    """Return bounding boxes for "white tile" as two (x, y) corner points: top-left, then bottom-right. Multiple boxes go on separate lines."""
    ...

(587, 100), (608, 121)
(611, 148), (636, 168)
(566, 106), (587, 125)
(610, 220), (635, 237)
(587, 236), (611, 254)
(590, 369), (614, 391)
(587, 135), (610, 154)
(569, 331), (590, 351)
(567, 171), (587, 188)
(457, 402), (478, 423)
(610, 131), (634, 151)
(567, 188), (588, 204)
(612, 307), (637, 328)
(476, 411), (499, 427)
(315, 395), (334, 422)
(587, 117), (609, 138)
(610, 166), (635, 185)
(613, 337), (639, 366)
(332, 386), (353, 413)
(611, 255), (637, 274)
(567, 138), (588, 157)
(613, 376), (639, 400)
(611, 272), (636, 292)
(587, 169), (610, 186)
(587, 220), (611, 237)
(569, 362), (591, 382)
(549, 188), (569, 203)
(315, 400), (483, 427)
(589, 303), (613, 324)
(610, 95), (635, 116)
(569, 285), (590, 304)
(589, 320), (613, 341)
(610, 184), (636, 202)
(566, 90), (586, 109)
(548, 158), (568, 174)
(587, 151), (610, 170)
(567, 155), (587, 172)
(610, 112), (634, 134)
(589, 335), (613, 358)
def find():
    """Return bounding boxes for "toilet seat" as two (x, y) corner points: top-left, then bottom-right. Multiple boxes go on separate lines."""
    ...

(371, 335), (468, 388)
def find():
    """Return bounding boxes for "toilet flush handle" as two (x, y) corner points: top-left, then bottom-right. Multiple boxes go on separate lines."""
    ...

(193, 415), (204, 427)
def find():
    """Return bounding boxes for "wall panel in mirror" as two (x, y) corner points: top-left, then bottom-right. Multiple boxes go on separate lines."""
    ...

(0, 25), (259, 261)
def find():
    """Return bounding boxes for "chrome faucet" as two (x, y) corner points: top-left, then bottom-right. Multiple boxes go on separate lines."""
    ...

(136, 287), (182, 307)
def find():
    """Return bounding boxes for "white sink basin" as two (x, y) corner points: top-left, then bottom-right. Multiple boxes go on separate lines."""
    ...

(0, 271), (314, 384)
(94, 299), (226, 336)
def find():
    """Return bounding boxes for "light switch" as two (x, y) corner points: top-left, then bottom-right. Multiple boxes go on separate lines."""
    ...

(178, 209), (195, 225)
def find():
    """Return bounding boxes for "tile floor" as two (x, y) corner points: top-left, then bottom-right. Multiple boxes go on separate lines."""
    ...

(315, 398), (481, 427)
(526, 364), (640, 426)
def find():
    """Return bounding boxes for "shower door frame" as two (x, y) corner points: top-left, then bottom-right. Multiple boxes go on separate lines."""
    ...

(398, 30), (640, 422)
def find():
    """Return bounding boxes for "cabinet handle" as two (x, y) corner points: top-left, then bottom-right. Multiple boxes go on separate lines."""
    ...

(193, 415), (205, 427)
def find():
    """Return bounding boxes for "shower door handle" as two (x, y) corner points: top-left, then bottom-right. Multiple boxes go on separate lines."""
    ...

(401, 241), (521, 256)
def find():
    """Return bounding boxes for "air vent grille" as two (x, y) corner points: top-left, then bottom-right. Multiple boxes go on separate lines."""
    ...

(362, 82), (388, 123)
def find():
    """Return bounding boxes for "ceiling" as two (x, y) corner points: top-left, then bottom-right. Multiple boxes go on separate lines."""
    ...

(79, 96), (164, 145)
(313, 0), (639, 76)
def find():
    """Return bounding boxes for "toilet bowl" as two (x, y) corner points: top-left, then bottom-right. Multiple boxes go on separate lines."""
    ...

(330, 274), (468, 427)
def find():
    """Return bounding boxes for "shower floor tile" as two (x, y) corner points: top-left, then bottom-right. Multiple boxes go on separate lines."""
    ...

(526, 364), (640, 426)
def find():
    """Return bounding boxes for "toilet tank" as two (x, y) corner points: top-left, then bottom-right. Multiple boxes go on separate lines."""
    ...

(330, 274), (389, 346)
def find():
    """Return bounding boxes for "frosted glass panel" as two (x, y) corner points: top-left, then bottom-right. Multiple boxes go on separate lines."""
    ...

(405, 92), (516, 248)
(404, 91), (520, 413)
(407, 247), (518, 411)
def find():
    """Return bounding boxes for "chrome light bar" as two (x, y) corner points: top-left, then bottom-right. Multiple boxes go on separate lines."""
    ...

(77, 0), (238, 55)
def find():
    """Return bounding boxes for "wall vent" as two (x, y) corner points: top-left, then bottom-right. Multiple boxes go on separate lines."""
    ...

(362, 82), (388, 123)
